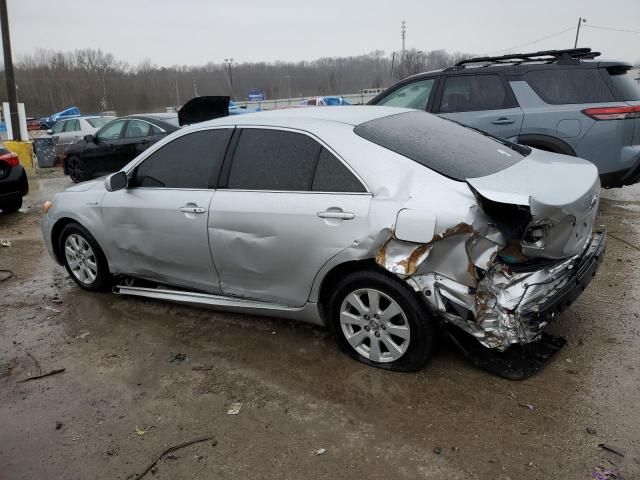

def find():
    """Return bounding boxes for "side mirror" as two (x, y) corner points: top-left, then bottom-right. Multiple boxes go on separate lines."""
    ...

(84, 134), (95, 143)
(46, 129), (53, 135)
(105, 171), (128, 192)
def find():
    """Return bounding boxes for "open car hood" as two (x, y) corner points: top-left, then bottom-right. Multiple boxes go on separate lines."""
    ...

(467, 149), (600, 217)
(178, 96), (230, 126)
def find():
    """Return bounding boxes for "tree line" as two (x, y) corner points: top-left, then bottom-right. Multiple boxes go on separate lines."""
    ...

(0, 48), (471, 117)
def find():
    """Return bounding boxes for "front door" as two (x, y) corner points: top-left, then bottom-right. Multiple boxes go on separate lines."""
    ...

(83, 119), (127, 177)
(210, 128), (372, 307)
(435, 73), (524, 141)
(100, 128), (233, 293)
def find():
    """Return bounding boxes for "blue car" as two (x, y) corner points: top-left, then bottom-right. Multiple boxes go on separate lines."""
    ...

(39, 107), (81, 129)
(228, 101), (261, 115)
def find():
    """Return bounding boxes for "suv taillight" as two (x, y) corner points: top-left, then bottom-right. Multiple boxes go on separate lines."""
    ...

(0, 152), (19, 167)
(582, 105), (640, 120)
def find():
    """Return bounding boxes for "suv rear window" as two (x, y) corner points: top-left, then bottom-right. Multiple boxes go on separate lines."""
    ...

(354, 111), (524, 181)
(605, 66), (640, 101)
(525, 68), (614, 104)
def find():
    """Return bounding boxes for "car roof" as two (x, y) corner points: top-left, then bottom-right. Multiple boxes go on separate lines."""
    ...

(195, 106), (411, 129)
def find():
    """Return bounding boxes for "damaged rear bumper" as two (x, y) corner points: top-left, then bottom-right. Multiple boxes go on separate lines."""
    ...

(405, 230), (607, 350)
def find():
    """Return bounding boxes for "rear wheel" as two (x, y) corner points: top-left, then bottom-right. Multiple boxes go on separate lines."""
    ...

(0, 195), (22, 213)
(67, 156), (88, 183)
(327, 270), (435, 371)
(59, 223), (111, 291)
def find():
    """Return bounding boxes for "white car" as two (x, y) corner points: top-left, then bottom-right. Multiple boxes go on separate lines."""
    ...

(48, 116), (115, 158)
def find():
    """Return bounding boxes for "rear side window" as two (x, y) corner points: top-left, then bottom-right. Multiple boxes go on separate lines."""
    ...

(228, 129), (321, 191)
(604, 66), (640, 101)
(439, 75), (515, 113)
(133, 129), (232, 188)
(354, 111), (524, 181)
(125, 120), (151, 138)
(312, 148), (366, 192)
(64, 119), (80, 132)
(525, 68), (614, 104)
(375, 79), (435, 110)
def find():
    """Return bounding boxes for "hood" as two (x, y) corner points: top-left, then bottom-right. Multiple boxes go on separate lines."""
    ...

(467, 149), (601, 260)
(65, 178), (102, 192)
(467, 149), (599, 217)
(178, 96), (230, 126)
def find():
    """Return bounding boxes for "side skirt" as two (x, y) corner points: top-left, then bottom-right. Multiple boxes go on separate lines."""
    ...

(113, 285), (325, 326)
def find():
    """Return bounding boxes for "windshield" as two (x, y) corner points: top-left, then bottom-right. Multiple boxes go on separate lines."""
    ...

(86, 117), (112, 128)
(354, 111), (526, 181)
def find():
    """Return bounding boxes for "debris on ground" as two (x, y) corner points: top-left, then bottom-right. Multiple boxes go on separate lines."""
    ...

(433, 447), (443, 455)
(76, 331), (91, 339)
(44, 306), (61, 314)
(19, 368), (65, 382)
(313, 448), (327, 455)
(27, 352), (42, 376)
(191, 365), (214, 371)
(129, 434), (215, 480)
(168, 353), (188, 364)
(227, 402), (242, 415)
(518, 402), (535, 411)
(598, 443), (625, 457)
(0, 239), (11, 247)
(55, 421), (63, 430)
(0, 269), (13, 282)
(586, 427), (597, 435)
(592, 465), (620, 479)
(135, 426), (146, 436)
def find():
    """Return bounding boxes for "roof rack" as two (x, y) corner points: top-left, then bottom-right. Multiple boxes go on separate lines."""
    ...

(451, 48), (601, 68)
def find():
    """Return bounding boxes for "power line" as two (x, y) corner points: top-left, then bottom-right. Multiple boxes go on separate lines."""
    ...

(484, 26), (575, 55)
(584, 24), (640, 35)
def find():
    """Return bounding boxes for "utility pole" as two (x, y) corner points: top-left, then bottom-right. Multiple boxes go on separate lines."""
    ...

(574, 17), (587, 48)
(174, 75), (181, 106)
(224, 58), (234, 100)
(0, 0), (21, 140)
(401, 20), (406, 53)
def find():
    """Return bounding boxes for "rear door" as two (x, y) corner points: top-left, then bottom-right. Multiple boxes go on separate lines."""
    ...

(209, 127), (372, 306)
(434, 73), (523, 140)
(100, 128), (233, 293)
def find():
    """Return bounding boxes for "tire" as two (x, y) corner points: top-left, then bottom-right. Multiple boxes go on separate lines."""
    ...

(0, 195), (22, 214)
(327, 269), (435, 372)
(58, 223), (112, 292)
(67, 155), (88, 183)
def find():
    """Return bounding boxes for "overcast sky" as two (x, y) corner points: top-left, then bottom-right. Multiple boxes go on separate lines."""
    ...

(6, 0), (640, 66)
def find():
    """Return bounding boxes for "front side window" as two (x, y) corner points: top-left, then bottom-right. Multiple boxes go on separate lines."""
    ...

(375, 79), (435, 110)
(227, 129), (321, 191)
(51, 121), (65, 134)
(125, 120), (151, 138)
(132, 129), (232, 189)
(439, 75), (514, 113)
(97, 120), (126, 141)
(525, 68), (614, 104)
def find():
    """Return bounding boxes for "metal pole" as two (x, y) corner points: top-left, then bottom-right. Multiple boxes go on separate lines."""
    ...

(0, 0), (21, 141)
(228, 61), (234, 101)
(174, 75), (181, 106)
(390, 51), (396, 82)
(285, 75), (291, 105)
(574, 17), (582, 48)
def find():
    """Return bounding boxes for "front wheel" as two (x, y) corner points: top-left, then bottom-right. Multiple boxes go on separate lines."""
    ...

(327, 270), (435, 371)
(66, 156), (88, 183)
(59, 223), (112, 291)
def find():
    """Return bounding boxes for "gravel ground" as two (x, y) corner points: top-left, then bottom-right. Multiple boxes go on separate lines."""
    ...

(0, 169), (638, 479)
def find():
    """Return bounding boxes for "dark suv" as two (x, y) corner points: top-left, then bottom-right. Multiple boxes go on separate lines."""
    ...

(369, 48), (640, 188)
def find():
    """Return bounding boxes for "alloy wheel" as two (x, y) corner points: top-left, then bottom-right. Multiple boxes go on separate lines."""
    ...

(64, 233), (98, 284)
(339, 288), (411, 363)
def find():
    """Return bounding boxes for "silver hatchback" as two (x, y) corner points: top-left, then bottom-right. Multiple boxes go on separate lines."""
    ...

(42, 107), (606, 372)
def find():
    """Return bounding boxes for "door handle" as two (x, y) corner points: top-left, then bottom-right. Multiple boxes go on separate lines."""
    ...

(317, 210), (355, 220)
(180, 206), (206, 214)
(492, 117), (515, 125)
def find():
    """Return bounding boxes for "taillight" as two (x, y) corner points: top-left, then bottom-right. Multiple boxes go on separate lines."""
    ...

(582, 105), (640, 121)
(0, 152), (19, 167)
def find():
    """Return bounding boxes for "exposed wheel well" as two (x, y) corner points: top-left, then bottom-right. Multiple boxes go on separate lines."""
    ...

(50, 218), (80, 263)
(517, 134), (576, 156)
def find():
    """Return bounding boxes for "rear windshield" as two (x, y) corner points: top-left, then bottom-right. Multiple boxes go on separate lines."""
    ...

(605, 66), (640, 101)
(354, 111), (525, 181)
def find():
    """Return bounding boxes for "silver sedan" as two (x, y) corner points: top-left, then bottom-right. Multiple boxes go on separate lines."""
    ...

(41, 107), (606, 371)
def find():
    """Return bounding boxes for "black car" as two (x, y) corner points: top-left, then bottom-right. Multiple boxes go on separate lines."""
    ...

(0, 144), (28, 213)
(63, 113), (180, 183)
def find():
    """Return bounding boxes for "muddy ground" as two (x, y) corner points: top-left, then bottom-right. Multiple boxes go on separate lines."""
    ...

(1, 170), (639, 480)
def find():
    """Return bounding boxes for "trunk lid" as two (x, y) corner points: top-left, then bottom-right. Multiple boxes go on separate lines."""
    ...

(467, 149), (600, 259)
